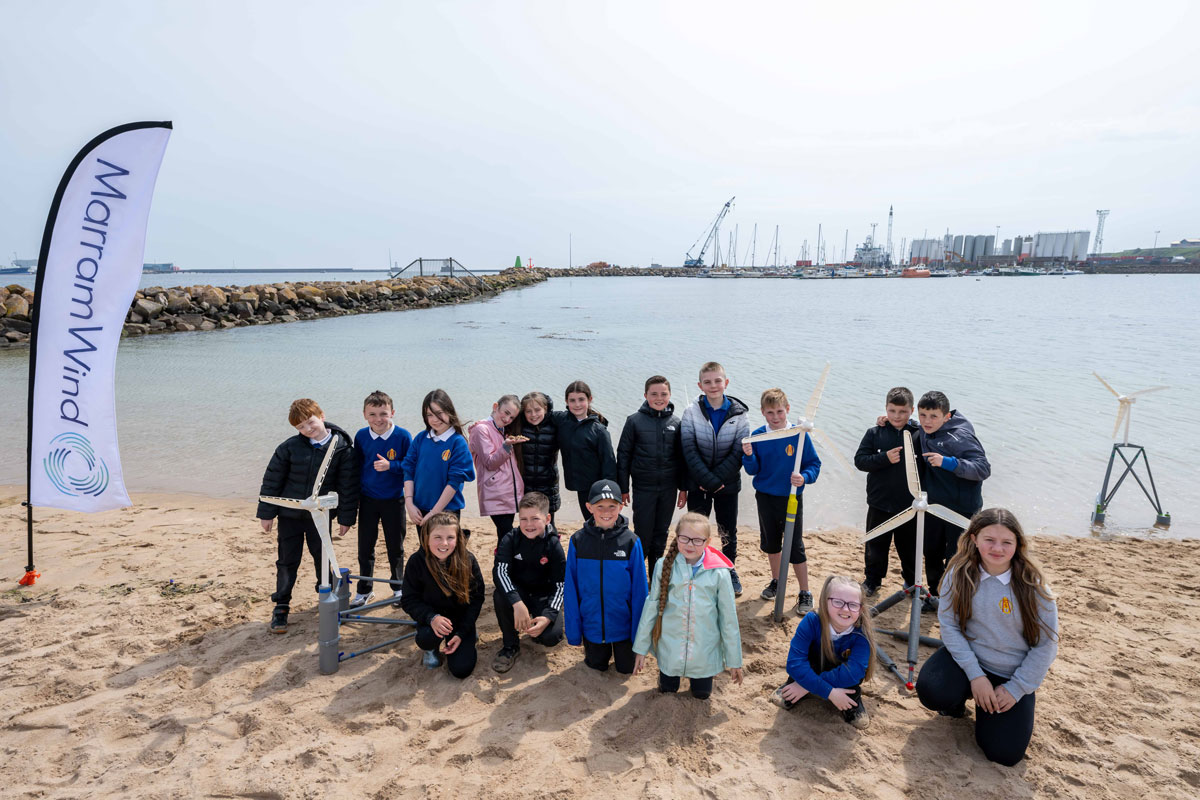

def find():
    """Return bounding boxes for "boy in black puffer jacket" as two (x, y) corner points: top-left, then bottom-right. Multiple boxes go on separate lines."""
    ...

(256, 398), (359, 634)
(616, 375), (688, 577)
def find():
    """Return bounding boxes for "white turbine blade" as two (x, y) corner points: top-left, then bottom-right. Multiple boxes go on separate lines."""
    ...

(1112, 404), (1128, 439)
(312, 437), (339, 499)
(312, 509), (341, 577)
(927, 504), (972, 530)
(903, 429), (921, 498)
(1092, 371), (1120, 397)
(1128, 385), (1169, 398)
(259, 495), (308, 509)
(860, 508), (916, 544)
(803, 362), (832, 421)
(812, 427), (854, 473)
(743, 424), (802, 445)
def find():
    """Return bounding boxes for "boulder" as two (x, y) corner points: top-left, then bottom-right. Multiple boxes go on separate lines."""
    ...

(277, 287), (299, 304)
(197, 285), (227, 307)
(296, 285), (324, 305)
(133, 298), (164, 319)
(127, 311), (146, 324)
(231, 301), (255, 319)
(166, 292), (192, 313)
(5, 330), (28, 343)
(4, 318), (31, 333)
(178, 314), (206, 329)
(3, 294), (31, 320)
(199, 320), (217, 331)
(122, 323), (148, 336)
(174, 321), (196, 332)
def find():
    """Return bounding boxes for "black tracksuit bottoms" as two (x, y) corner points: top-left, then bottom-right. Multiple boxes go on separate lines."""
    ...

(493, 589), (564, 650)
(632, 487), (677, 575)
(687, 489), (740, 563)
(916, 646), (1037, 766)
(271, 514), (324, 609)
(925, 513), (973, 595)
(863, 505), (917, 589)
(583, 639), (636, 674)
(415, 625), (478, 679)
(356, 495), (406, 595)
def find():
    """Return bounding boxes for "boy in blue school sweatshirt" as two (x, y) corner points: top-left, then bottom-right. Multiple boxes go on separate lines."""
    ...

(741, 388), (821, 616)
(351, 390), (413, 608)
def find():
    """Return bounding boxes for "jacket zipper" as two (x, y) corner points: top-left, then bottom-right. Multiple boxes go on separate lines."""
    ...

(598, 533), (606, 642)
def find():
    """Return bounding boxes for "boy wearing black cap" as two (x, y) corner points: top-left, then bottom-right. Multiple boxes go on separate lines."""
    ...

(563, 479), (650, 674)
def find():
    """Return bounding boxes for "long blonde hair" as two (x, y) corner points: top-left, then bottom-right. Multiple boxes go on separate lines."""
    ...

(815, 575), (876, 681)
(649, 512), (710, 645)
(946, 508), (1056, 647)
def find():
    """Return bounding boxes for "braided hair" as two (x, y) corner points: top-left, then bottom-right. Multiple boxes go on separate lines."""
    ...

(650, 512), (711, 646)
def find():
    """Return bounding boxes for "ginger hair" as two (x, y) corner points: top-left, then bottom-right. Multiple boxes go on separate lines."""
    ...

(650, 512), (711, 646)
(288, 398), (323, 426)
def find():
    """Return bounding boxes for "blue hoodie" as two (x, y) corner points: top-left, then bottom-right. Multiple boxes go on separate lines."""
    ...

(742, 425), (821, 497)
(400, 430), (475, 513)
(917, 410), (990, 516)
(564, 514), (648, 645)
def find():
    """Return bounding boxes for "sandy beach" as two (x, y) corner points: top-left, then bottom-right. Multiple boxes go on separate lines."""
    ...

(2, 486), (1197, 799)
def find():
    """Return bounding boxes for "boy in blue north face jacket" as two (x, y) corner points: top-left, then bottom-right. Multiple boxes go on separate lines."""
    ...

(564, 479), (649, 674)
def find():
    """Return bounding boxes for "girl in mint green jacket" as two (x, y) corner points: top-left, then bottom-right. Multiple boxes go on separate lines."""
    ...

(633, 512), (744, 698)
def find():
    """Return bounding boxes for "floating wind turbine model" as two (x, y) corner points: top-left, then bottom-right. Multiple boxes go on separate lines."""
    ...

(259, 437), (344, 672)
(742, 362), (850, 622)
(1091, 372), (1171, 528)
(862, 429), (971, 689)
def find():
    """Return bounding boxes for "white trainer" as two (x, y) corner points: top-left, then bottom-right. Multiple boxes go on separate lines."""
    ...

(350, 591), (374, 608)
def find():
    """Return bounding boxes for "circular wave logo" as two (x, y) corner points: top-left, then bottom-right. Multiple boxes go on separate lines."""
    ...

(43, 432), (110, 497)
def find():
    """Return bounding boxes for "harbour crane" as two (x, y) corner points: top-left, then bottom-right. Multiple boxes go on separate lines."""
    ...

(684, 196), (735, 267)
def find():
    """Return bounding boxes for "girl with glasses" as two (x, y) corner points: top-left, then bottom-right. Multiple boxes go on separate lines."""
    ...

(770, 575), (877, 729)
(632, 512), (744, 699)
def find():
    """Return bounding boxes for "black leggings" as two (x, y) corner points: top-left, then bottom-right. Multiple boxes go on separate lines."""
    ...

(357, 496), (406, 595)
(415, 625), (478, 680)
(489, 514), (515, 537)
(582, 638), (635, 674)
(863, 505), (916, 588)
(916, 646), (1037, 766)
(659, 672), (713, 699)
(632, 487), (677, 576)
(576, 490), (593, 523)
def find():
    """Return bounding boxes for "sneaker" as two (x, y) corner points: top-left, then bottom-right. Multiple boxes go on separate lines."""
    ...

(730, 569), (743, 597)
(391, 589), (403, 607)
(422, 649), (444, 669)
(921, 595), (940, 614)
(492, 645), (520, 673)
(846, 700), (870, 730)
(862, 582), (880, 599)
(760, 579), (778, 601)
(268, 606), (289, 634)
(794, 590), (814, 616)
(350, 592), (374, 609)
(768, 685), (796, 710)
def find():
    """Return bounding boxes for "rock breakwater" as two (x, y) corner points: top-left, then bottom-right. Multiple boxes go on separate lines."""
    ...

(0, 269), (546, 348)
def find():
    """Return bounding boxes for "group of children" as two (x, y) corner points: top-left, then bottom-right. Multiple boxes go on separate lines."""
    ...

(253, 368), (1058, 766)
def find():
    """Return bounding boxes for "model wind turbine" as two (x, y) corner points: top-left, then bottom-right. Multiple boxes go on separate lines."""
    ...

(259, 437), (346, 672)
(862, 429), (970, 689)
(742, 362), (849, 622)
(1090, 371), (1171, 528)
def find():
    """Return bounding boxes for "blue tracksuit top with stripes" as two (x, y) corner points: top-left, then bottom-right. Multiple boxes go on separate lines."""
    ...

(742, 425), (821, 496)
(354, 426), (412, 500)
(400, 430), (475, 513)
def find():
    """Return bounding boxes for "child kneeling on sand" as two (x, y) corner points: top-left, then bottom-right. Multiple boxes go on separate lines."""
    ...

(256, 398), (358, 634)
(401, 513), (485, 679)
(491, 492), (566, 673)
(770, 575), (875, 729)
(564, 479), (648, 674)
(916, 508), (1058, 766)
(632, 513), (743, 698)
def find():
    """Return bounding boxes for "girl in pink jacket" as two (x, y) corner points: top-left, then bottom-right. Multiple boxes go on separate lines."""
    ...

(469, 394), (527, 536)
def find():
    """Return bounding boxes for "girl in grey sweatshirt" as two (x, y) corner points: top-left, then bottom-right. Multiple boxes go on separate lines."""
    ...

(915, 508), (1058, 766)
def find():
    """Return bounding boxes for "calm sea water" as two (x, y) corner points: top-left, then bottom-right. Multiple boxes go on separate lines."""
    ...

(2, 275), (1195, 539)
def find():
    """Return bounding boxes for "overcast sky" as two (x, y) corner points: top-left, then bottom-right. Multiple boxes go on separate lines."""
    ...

(2, 0), (1197, 269)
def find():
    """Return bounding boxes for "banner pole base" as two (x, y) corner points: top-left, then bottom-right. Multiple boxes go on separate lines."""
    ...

(19, 570), (41, 586)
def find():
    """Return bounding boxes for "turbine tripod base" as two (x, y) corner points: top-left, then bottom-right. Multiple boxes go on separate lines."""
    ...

(1091, 443), (1171, 529)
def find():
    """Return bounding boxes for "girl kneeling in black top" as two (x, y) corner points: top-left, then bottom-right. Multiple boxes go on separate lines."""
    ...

(401, 512), (485, 679)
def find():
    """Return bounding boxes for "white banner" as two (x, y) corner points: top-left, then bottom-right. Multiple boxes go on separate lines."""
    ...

(29, 122), (172, 512)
